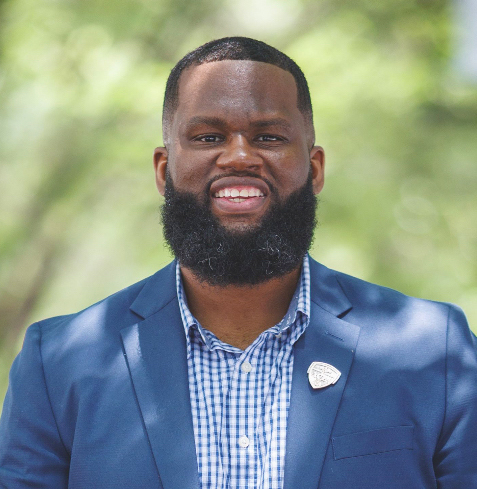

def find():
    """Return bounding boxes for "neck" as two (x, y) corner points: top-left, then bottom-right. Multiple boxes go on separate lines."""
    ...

(180, 265), (302, 350)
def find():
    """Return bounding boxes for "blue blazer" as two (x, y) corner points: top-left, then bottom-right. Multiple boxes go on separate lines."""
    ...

(1, 258), (476, 488)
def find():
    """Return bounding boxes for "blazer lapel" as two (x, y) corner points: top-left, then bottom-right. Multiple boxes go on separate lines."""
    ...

(283, 259), (360, 489)
(121, 263), (200, 489)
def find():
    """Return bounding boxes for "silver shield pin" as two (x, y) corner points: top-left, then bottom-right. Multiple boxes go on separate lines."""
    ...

(307, 362), (341, 389)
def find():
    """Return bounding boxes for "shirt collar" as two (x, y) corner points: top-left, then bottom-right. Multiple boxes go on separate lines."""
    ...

(176, 254), (311, 353)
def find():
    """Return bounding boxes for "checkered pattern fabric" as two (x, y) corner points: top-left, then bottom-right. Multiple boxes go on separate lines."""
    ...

(176, 255), (311, 489)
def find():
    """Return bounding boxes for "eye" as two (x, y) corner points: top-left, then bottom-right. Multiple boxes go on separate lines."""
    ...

(255, 134), (286, 143)
(192, 134), (224, 143)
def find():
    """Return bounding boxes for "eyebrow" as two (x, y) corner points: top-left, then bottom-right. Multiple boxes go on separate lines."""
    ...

(183, 116), (292, 131)
(251, 118), (292, 130)
(184, 116), (227, 130)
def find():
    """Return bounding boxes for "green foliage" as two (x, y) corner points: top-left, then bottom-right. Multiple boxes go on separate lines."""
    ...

(1, 0), (476, 403)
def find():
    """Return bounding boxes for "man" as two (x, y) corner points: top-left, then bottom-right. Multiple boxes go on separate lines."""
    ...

(0, 37), (476, 489)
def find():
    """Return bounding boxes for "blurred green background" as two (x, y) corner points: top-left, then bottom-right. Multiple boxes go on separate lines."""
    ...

(1, 0), (476, 406)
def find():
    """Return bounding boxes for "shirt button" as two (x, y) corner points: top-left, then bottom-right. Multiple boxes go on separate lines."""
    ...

(241, 361), (253, 373)
(238, 435), (250, 448)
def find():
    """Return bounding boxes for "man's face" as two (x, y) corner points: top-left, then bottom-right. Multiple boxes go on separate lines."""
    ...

(154, 60), (324, 232)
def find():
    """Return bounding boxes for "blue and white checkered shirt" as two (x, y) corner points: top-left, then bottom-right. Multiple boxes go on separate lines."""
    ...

(176, 255), (311, 489)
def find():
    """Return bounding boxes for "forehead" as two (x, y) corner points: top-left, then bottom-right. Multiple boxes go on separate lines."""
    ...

(173, 60), (301, 126)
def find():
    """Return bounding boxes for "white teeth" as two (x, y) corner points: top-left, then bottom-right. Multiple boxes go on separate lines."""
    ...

(214, 187), (265, 198)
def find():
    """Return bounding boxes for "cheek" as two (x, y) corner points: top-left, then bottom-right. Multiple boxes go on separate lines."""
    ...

(167, 153), (211, 193)
(271, 157), (310, 191)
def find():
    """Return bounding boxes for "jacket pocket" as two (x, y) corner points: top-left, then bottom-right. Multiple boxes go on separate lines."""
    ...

(332, 425), (414, 460)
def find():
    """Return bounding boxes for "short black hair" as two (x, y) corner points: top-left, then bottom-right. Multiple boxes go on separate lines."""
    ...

(162, 36), (314, 144)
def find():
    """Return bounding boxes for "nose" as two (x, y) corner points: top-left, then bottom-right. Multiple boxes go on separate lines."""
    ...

(216, 135), (262, 172)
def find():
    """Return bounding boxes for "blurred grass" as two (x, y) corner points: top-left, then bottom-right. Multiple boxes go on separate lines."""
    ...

(1, 0), (476, 405)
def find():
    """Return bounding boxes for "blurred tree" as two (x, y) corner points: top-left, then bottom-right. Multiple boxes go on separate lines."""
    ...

(1, 0), (476, 404)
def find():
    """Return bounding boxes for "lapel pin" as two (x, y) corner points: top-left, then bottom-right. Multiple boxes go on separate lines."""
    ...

(307, 362), (341, 389)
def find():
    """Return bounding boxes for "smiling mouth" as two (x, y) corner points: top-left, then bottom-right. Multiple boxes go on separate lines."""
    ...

(209, 177), (270, 216)
(214, 186), (265, 203)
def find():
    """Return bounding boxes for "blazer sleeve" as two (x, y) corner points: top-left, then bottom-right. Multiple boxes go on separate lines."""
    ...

(0, 323), (69, 488)
(434, 305), (477, 488)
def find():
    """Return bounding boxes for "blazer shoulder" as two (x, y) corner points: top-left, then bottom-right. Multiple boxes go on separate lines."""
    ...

(308, 257), (467, 332)
(34, 261), (177, 348)
(35, 276), (147, 335)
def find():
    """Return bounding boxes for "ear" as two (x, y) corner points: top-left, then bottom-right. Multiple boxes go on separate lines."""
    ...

(153, 147), (168, 196)
(310, 146), (325, 195)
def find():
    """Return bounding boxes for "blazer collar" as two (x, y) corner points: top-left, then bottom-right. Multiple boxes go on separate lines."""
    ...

(129, 257), (352, 320)
(308, 257), (352, 318)
(129, 261), (177, 319)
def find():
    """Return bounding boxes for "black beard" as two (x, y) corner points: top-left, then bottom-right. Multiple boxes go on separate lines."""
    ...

(161, 172), (317, 286)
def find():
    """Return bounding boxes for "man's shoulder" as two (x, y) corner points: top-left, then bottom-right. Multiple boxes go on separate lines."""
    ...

(308, 256), (466, 329)
(32, 261), (177, 349)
